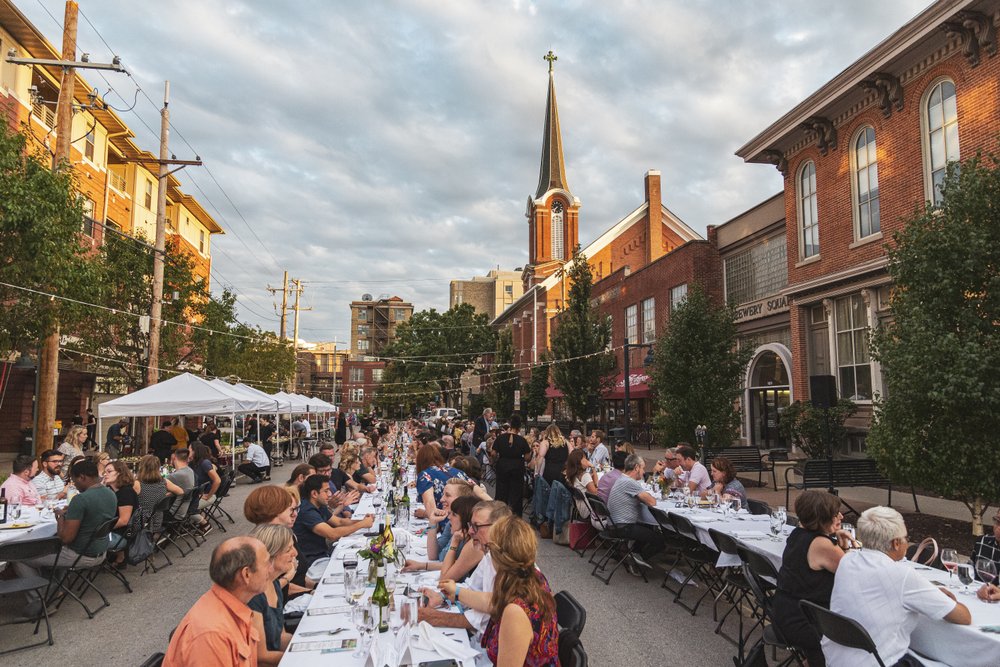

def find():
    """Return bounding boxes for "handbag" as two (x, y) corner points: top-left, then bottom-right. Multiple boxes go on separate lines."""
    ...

(125, 510), (155, 565)
(568, 520), (598, 550)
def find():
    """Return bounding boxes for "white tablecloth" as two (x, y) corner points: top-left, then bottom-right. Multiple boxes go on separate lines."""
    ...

(653, 501), (1000, 666)
(279, 494), (477, 667)
(0, 507), (58, 547)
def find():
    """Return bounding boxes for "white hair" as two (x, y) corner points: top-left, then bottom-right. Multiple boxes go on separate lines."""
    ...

(857, 506), (907, 554)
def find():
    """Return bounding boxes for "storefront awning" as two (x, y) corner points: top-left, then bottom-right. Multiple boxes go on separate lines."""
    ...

(604, 372), (651, 400)
(545, 384), (564, 399)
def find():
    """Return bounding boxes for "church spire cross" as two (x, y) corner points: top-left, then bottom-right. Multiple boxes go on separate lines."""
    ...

(544, 50), (557, 72)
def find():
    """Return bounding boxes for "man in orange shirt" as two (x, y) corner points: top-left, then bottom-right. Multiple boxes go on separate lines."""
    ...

(168, 416), (190, 451)
(164, 536), (272, 666)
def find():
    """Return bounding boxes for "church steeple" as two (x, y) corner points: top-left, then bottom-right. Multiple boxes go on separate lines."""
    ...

(534, 50), (569, 200)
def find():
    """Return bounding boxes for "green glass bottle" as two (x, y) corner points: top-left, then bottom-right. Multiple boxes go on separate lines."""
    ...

(371, 565), (391, 633)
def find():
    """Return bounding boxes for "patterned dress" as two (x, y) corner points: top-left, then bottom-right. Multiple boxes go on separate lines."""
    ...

(482, 573), (560, 666)
(416, 465), (467, 509)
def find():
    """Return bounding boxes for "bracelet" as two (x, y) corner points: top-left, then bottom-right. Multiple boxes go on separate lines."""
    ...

(423, 562), (427, 571)
(449, 545), (458, 552)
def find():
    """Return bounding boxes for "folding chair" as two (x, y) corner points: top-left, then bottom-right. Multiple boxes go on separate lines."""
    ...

(800, 600), (887, 667)
(555, 590), (587, 636)
(202, 470), (236, 532)
(568, 489), (601, 557)
(161, 488), (199, 557)
(668, 512), (724, 615)
(0, 537), (62, 654)
(101, 528), (134, 594)
(746, 499), (771, 516)
(585, 494), (647, 584)
(143, 494), (175, 574)
(50, 517), (118, 618)
(708, 528), (755, 659)
(648, 506), (692, 592)
(137, 653), (165, 667)
(736, 545), (804, 667)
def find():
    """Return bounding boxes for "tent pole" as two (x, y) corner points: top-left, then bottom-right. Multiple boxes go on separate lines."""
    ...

(231, 412), (237, 472)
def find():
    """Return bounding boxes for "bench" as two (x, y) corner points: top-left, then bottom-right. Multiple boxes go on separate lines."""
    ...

(702, 447), (774, 488)
(784, 458), (921, 515)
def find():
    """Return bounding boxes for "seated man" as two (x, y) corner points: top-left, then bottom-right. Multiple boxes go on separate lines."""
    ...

(238, 439), (271, 483)
(826, 506), (971, 666)
(13, 458), (117, 616)
(972, 510), (1000, 574)
(164, 536), (272, 666)
(651, 447), (679, 487)
(607, 454), (664, 573)
(596, 452), (625, 504)
(674, 443), (712, 494)
(419, 500), (512, 643)
(292, 474), (373, 584)
(32, 449), (68, 500)
(1, 454), (41, 506)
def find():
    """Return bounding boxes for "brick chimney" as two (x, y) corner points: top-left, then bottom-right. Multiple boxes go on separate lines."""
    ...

(645, 170), (663, 266)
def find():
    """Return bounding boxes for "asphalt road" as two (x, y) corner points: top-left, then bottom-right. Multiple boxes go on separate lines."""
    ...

(0, 477), (744, 666)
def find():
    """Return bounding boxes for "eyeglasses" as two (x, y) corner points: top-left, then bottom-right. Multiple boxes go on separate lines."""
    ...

(469, 521), (493, 533)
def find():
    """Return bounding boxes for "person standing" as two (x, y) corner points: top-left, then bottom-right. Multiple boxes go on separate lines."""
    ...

(259, 417), (277, 461)
(168, 417), (190, 452)
(334, 411), (347, 445)
(491, 414), (531, 517)
(149, 420), (178, 464)
(164, 537), (272, 667)
(106, 419), (128, 459)
(85, 408), (97, 450)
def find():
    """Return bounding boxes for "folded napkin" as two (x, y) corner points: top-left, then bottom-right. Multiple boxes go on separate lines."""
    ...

(731, 530), (766, 539)
(283, 592), (313, 614)
(410, 621), (479, 662)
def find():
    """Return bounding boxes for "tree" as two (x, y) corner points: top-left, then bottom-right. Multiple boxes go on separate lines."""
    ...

(524, 357), (550, 419)
(777, 399), (857, 459)
(487, 328), (516, 420)
(0, 126), (100, 355)
(650, 285), (750, 450)
(550, 248), (615, 422)
(380, 304), (495, 411)
(867, 153), (1000, 536)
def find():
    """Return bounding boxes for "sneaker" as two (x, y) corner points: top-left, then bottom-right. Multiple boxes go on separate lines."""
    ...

(631, 553), (652, 570)
(624, 561), (642, 577)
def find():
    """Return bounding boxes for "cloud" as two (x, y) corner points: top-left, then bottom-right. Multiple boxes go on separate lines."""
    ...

(21, 0), (929, 343)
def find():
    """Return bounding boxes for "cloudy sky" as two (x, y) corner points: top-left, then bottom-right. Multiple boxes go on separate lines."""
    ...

(23, 0), (930, 343)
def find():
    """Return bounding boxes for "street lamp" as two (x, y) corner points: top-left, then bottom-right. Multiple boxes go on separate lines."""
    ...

(623, 342), (655, 442)
(695, 424), (707, 448)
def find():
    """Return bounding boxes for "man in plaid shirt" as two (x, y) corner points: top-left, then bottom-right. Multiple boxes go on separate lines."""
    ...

(972, 510), (1000, 577)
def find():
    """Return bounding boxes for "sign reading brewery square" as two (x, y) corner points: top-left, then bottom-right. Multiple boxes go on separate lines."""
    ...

(734, 295), (789, 323)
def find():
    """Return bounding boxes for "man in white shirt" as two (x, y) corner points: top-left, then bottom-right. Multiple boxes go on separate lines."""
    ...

(825, 506), (971, 666)
(674, 444), (712, 493)
(419, 500), (512, 641)
(237, 440), (271, 483)
(588, 430), (610, 467)
(32, 449), (68, 499)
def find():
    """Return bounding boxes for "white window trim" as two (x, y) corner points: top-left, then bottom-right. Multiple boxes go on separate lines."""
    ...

(824, 293), (877, 405)
(796, 161), (819, 260)
(919, 76), (960, 205)
(849, 125), (880, 243)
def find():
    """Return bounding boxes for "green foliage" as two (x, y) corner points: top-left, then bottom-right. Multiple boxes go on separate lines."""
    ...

(777, 399), (857, 459)
(650, 285), (749, 450)
(524, 356), (550, 419)
(487, 327), (516, 420)
(0, 125), (100, 352)
(191, 289), (295, 390)
(378, 304), (495, 411)
(867, 153), (1000, 534)
(550, 248), (615, 421)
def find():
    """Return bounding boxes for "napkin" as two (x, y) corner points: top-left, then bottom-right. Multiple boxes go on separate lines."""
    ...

(410, 621), (479, 662)
(365, 632), (403, 667)
(283, 592), (313, 614)
(731, 530), (766, 539)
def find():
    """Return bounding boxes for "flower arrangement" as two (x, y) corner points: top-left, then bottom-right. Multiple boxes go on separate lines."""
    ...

(357, 530), (399, 568)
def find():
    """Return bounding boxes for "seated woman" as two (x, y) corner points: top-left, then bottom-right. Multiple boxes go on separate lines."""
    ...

(248, 523), (298, 666)
(284, 464), (314, 504)
(439, 515), (559, 666)
(103, 460), (138, 556)
(330, 453), (375, 495)
(244, 485), (299, 528)
(134, 454), (183, 534)
(403, 496), (481, 580)
(702, 456), (747, 505)
(416, 445), (468, 513)
(771, 490), (856, 666)
(564, 449), (598, 519)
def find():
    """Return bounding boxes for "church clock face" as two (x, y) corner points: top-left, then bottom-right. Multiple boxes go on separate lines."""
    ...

(551, 201), (565, 259)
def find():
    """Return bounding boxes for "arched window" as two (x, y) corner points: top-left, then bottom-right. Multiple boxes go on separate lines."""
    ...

(924, 79), (959, 205)
(551, 200), (564, 259)
(853, 126), (880, 238)
(798, 161), (819, 259)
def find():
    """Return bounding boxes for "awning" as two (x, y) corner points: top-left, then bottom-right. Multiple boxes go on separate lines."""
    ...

(545, 384), (564, 399)
(604, 372), (652, 400)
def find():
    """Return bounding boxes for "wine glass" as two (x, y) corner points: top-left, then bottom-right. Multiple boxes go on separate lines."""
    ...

(384, 565), (398, 595)
(956, 557), (975, 594)
(351, 603), (373, 658)
(769, 512), (784, 541)
(941, 549), (959, 585)
(841, 522), (855, 541)
(976, 558), (997, 586)
(349, 569), (367, 606)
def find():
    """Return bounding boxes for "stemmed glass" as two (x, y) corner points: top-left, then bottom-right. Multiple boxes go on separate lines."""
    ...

(941, 549), (959, 586)
(769, 511), (784, 541)
(351, 603), (373, 658)
(976, 558), (997, 588)
(956, 556), (975, 595)
(347, 568), (367, 606)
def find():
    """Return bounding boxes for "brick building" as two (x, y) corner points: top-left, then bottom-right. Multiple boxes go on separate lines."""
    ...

(349, 295), (412, 361)
(295, 341), (349, 404)
(340, 360), (386, 413)
(736, 0), (1000, 448)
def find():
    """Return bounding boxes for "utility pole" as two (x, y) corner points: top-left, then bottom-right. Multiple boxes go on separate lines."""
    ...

(289, 279), (312, 391)
(143, 82), (202, 389)
(267, 271), (289, 340)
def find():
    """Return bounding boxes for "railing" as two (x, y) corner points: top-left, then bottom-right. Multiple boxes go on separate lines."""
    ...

(32, 99), (55, 128)
(109, 170), (127, 193)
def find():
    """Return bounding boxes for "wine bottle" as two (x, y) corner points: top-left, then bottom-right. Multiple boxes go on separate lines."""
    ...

(0, 488), (7, 524)
(371, 565), (390, 633)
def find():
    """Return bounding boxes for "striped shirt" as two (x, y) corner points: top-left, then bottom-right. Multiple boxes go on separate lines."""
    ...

(32, 471), (65, 498)
(607, 474), (645, 525)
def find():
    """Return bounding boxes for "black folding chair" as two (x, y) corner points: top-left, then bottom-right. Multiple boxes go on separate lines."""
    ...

(202, 470), (236, 532)
(708, 528), (755, 657)
(800, 600), (887, 667)
(746, 499), (771, 516)
(736, 545), (804, 667)
(559, 631), (589, 667)
(647, 506), (691, 591)
(667, 512), (724, 614)
(137, 653), (165, 667)
(50, 517), (118, 618)
(585, 494), (647, 584)
(555, 590), (587, 636)
(161, 488), (198, 557)
(0, 536), (62, 654)
(568, 489), (600, 557)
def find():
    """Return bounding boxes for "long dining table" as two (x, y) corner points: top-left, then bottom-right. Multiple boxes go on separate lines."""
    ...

(0, 505), (58, 547)
(279, 490), (480, 667)
(651, 498), (1000, 667)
